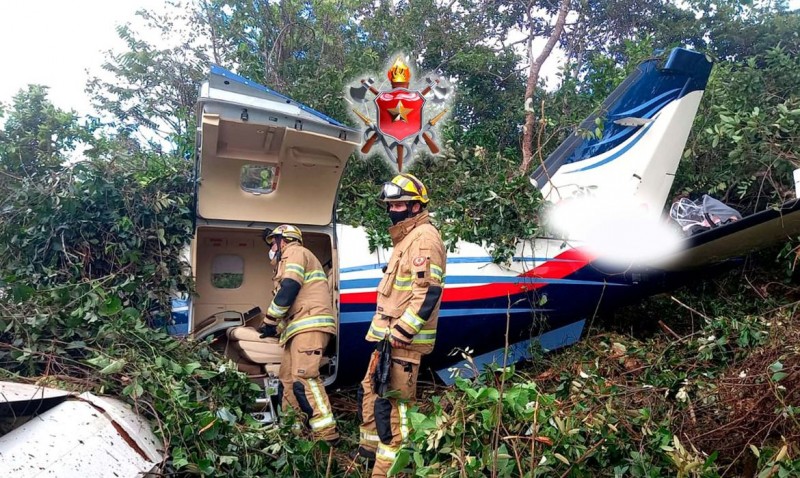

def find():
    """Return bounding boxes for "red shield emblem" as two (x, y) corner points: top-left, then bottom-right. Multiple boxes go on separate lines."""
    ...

(375, 89), (425, 142)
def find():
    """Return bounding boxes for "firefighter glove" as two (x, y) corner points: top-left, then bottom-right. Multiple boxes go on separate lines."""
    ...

(390, 325), (413, 348)
(258, 323), (278, 339)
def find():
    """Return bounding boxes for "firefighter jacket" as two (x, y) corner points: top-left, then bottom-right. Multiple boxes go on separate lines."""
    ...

(365, 211), (446, 355)
(267, 242), (336, 344)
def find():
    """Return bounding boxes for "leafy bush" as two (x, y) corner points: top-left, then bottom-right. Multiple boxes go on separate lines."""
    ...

(0, 280), (342, 476)
(0, 155), (194, 313)
(675, 45), (800, 213)
(0, 155), (341, 476)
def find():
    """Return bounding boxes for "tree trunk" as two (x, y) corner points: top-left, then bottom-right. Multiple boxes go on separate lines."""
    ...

(200, 0), (222, 65)
(520, 0), (571, 174)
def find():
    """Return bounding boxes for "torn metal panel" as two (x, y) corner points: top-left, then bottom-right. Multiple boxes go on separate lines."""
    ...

(0, 381), (71, 417)
(0, 381), (163, 478)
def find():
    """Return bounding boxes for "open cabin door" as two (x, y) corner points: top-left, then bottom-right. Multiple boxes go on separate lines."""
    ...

(189, 67), (361, 387)
(195, 66), (361, 225)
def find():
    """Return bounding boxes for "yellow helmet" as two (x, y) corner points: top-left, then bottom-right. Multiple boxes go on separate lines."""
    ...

(378, 173), (430, 204)
(263, 224), (303, 245)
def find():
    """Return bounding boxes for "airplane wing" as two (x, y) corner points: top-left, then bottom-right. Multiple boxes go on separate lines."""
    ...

(655, 198), (800, 271)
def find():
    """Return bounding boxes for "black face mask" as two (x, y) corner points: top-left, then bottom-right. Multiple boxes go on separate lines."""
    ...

(271, 236), (282, 262)
(388, 209), (409, 226)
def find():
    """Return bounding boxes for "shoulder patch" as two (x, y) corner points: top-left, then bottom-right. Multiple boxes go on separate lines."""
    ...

(413, 256), (426, 267)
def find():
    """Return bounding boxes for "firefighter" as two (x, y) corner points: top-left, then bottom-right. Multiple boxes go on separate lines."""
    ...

(356, 174), (446, 477)
(260, 224), (338, 442)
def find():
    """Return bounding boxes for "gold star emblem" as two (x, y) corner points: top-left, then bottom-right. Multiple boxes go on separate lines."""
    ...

(387, 101), (413, 122)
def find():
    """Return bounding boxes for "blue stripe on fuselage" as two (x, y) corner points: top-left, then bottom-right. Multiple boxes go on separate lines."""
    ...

(339, 256), (583, 274)
(340, 275), (627, 290)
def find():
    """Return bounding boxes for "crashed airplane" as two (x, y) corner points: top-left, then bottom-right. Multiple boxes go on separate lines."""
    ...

(171, 47), (800, 396)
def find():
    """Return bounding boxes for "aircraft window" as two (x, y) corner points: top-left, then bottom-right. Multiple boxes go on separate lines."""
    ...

(241, 164), (277, 195)
(211, 254), (244, 289)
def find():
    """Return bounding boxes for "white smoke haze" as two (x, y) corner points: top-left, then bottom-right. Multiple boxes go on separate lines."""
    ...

(544, 196), (685, 266)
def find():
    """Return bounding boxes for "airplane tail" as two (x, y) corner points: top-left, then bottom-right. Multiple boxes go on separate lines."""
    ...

(531, 48), (713, 220)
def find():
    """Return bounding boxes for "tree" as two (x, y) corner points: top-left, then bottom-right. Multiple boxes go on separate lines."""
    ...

(561, 0), (704, 74)
(689, 0), (796, 60)
(0, 85), (85, 178)
(86, 7), (209, 157)
(520, 0), (571, 173)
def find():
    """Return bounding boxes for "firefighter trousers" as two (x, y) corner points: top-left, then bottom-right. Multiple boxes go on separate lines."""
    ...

(278, 331), (338, 441)
(358, 348), (421, 477)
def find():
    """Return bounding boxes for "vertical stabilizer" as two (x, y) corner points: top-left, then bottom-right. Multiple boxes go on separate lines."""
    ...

(531, 48), (712, 219)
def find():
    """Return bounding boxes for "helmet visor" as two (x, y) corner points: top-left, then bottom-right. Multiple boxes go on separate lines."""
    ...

(262, 228), (274, 245)
(378, 182), (405, 201)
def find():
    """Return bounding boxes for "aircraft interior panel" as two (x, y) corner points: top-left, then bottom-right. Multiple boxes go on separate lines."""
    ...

(191, 226), (337, 381)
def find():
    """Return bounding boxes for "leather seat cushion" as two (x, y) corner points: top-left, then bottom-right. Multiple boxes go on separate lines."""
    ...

(238, 344), (283, 364)
(227, 327), (283, 364)
(227, 326), (273, 343)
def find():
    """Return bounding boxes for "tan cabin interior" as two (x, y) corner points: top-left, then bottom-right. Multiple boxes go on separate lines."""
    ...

(191, 226), (337, 377)
(191, 104), (357, 383)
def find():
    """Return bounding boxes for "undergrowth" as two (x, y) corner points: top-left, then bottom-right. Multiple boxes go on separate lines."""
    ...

(374, 259), (800, 477)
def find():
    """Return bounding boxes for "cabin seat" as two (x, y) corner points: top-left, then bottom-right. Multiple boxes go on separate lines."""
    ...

(225, 327), (283, 376)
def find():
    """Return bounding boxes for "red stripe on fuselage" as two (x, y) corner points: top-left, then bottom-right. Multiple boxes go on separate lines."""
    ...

(340, 249), (591, 304)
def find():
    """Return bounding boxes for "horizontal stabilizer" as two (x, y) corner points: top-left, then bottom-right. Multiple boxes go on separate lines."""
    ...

(613, 117), (654, 127)
(654, 199), (800, 271)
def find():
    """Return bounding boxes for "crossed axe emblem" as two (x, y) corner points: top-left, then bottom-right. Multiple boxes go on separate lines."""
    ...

(348, 58), (451, 171)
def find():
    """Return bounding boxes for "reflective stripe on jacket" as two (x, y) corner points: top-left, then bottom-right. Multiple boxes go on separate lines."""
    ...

(365, 211), (446, 355)
(269, 242), (336, 344)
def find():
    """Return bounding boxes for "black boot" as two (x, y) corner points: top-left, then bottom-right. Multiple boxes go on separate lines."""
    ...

(349, 447), (376, 467)
(325, 437), (341, 447)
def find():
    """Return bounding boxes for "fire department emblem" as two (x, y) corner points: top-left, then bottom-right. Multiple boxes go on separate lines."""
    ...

(348, 57), (452, 171)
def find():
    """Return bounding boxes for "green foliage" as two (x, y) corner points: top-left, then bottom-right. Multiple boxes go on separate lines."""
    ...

(420, 144), (540, 260)
(0, 280), (340, 476)
(0, 151), (341, 476)
(338, 144), (540, 261)
(391, 366), (715, 477)
(3, 2), (799, 477)
(0, 85), (88, 176)
(337, 154), (394, 250)
(196, 0), (531, 155)
(389, 284), (797, 477)
(752, 442), (800, 478)
(569, 0), (705, 63)
(693, 314), (771, 364)
(86, 9), (207, 157)
(0, 155), (194, 312)
(675, 43), (800, 212)
(691, 1), (798, 60)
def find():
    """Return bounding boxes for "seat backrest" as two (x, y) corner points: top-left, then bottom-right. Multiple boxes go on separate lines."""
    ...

(244, 309), (265, 328)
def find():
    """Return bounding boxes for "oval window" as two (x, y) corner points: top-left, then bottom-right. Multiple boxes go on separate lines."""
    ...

(211, 254), (244, 289)
(241, 164), (278, 195)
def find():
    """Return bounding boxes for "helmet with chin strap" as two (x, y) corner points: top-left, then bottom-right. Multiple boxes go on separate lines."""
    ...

(263, 224), (303, 263)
